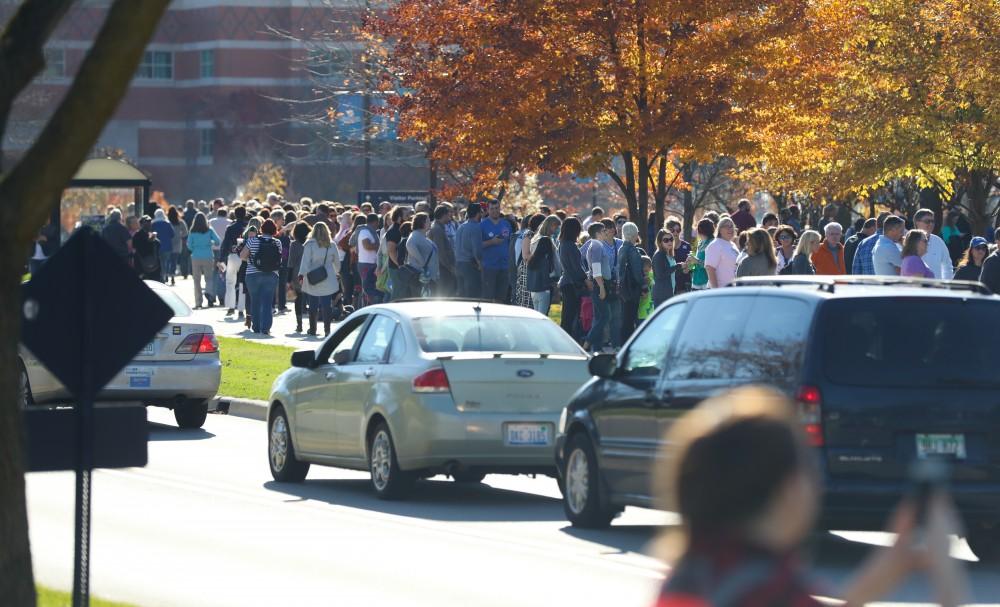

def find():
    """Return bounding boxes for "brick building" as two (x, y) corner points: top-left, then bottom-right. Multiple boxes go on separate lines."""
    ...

(3, 0), (428, 203)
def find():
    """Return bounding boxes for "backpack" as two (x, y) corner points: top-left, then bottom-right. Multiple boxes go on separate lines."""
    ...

(252, 237), (281, 272)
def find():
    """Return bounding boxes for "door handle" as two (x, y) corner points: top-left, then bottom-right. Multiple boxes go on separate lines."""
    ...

(363, 367), (376, 378)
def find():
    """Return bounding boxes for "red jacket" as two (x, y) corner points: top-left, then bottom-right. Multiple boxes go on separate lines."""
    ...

(811, 242), (845, 275)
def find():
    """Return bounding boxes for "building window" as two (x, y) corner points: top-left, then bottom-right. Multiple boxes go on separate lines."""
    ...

(200, 49), (214, 78)
(137, 51), (173, 80)
(43, 48), (65, 79)
(199, 129), (214, 158)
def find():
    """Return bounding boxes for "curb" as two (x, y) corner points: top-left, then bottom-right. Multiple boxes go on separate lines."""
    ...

(212, 396), (267, 421)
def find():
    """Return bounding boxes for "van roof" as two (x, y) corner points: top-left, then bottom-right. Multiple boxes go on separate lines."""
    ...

(680, 276), (998, 302)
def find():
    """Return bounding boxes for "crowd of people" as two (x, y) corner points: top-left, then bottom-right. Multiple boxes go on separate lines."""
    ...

(69, 193), (1000, 346)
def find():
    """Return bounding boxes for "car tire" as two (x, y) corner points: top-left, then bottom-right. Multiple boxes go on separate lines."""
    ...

(452, 472), (487, 484)
(268, 406), (309, 482)
(562, 432), (617, 528)
(174, 400), (209, 429)
(368, 422), (413, 500)
(966, 523), (1000, 562)
(18, 359), (34, 409)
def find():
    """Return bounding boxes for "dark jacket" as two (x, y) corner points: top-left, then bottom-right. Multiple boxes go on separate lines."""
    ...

(101, 220), (131, 259)
(132, 229), (161, 280)
(526, 236), (557, 292)
(616, 241), (645, 301)
(787, 252), (815, 276)
(428, 220), (456, 276)
(844, 232), (865, 274)
(979, 252), (1000, 294)
(218, 220), (247, 262)
(558, 241), (587, 289)
(954, 262), (983, 283)
(651, 250), (680, 306)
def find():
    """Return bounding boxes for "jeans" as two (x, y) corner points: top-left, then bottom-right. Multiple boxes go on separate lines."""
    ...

(585, 287), (610, 352)
(530, 290), (551, 316)
(457, 261), (481, 298)
(620, 297), (640, 346)
(225, 254), (244, 311)
(276, 267), (288, 309)
(607, 294), (623, 348)
(308, 294), (334, 324)
(389, 267), (405, 302)
(358, 262), (380, 306)
(481, 267), (509, 303)
(191, 258), (215, 306)
(160, 250), (174, 281)
(246, 271), (279, 333)
(559, 284), (582, 339)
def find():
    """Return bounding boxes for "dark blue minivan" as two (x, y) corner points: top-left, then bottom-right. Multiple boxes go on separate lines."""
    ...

(555, 276), (1000, 561)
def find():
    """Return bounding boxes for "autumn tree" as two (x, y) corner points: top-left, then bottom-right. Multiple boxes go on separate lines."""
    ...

(0, 2), (170, 604)
(373, 0), (811, 238)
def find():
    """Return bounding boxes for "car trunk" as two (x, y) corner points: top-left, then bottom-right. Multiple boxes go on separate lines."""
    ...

(136, 321), (214, 363)
(439, 354), (591, 414)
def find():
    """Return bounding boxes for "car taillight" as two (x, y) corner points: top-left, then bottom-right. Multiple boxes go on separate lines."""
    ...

(796, 385), (824, 447)
(412, 368), (450, 393)
(175, 333), (218, 354)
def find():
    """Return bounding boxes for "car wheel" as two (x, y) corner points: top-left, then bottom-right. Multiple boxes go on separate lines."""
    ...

(966, 523), (1000, 562)
(368, 422), (413, 500)
(563, 433), (617, 528)
(269, 406), (309, 482)
(18, 360), (34, 409)
(173, 400), (209, 429)
(452, 472), (486, 484)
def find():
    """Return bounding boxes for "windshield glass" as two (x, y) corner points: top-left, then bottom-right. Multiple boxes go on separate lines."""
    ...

(154, 288), (192, 318)
(413, 316), (584, 355)
(821, 298), (1000, 388)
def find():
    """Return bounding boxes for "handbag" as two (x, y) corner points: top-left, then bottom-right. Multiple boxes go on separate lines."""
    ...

(306, 247), (329, 285)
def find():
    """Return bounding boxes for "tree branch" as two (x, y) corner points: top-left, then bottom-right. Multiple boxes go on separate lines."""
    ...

(1, 0), (172, 249)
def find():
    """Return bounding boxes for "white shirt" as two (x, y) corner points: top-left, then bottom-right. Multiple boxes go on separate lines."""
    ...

(209, 216), (231, 240)
(358, 230), (378, 264)
(704, 238), (740, 288)
(922, 233), (954, 279)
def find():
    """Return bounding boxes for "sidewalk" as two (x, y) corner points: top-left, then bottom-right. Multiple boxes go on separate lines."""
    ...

(167, 274), (340, 349)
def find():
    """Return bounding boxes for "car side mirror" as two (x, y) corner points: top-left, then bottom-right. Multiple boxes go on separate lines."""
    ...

(588, 353), (618, 379)
(332, 349), (352, 366)
(291, 350), (316, 369)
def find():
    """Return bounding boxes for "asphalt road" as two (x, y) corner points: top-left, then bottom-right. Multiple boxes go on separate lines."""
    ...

(26, 409), (1000, 606)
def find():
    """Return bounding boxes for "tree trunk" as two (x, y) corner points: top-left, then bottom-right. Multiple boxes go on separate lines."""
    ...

(965, 169), (995, 237)
(636, 155), (650, 247)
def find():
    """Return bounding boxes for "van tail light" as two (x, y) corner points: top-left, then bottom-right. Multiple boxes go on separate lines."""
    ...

(176, 333), (219, 354)
(796, 385), (824, 447)
(412, 368), (450, 393)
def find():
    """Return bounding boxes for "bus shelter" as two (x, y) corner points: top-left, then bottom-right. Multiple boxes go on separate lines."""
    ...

(54, 158), (152, 241)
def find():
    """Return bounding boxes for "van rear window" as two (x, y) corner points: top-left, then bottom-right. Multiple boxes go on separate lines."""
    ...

(820, 298), (1000, 388)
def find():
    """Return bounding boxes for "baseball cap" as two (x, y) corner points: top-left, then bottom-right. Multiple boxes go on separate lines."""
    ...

(970, 236), (988, 249)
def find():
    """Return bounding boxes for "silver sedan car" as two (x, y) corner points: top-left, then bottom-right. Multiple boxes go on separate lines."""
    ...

(18, 280), (222, 428)
(266, 300), (592, 498)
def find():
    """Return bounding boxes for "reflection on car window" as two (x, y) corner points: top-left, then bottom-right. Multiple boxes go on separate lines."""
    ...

(734, 297), (811, 382)
(332, 323), (366, 362)
(387, 327), (405, 362)
(154, 289), (191, 317)
(356, 315), (396, 363)
(665, 295), (754, 381)
(414, 316), (582, 355)
(621, 303), (686, 377)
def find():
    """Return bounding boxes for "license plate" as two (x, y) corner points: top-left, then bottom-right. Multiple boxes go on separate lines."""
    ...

(139, 341), (156, 356)
(505, 423), (551, 447)
(916, 434), (966, 460)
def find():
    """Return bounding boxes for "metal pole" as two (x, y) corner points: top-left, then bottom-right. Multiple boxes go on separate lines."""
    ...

(72, 233), (96, 607)
(361, 0), (372, 192)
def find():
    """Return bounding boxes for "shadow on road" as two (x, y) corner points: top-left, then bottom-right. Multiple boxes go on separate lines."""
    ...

(263, 477), (565, 522)
(560, 524), (664, 557)
(147, 420), (216, 441)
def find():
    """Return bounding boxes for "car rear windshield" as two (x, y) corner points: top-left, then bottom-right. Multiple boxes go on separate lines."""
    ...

(154, 289), (191, 317)
(413, 316), (584, 355)
(821, 298), (1000, 388)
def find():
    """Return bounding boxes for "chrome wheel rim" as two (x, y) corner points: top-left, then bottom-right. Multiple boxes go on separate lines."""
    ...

(270, 415), (288, 472)
(18, 367), (28, 408)
(566, 448), (590, 515)
(371, 430), (392, 491)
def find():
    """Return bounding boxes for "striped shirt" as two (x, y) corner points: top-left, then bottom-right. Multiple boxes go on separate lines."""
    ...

(244, 236), (283, 276)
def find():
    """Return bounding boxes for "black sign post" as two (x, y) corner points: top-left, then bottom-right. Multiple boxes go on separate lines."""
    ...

(21, 229), (173, 607)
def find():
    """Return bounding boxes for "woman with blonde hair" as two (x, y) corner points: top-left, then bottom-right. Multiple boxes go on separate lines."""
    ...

(736, 228), (778, 278)
(704, 217), (739, 288)
(527, 215), (562, 315)
(783, 229), (820, 275)
(297, 221), (341, 336)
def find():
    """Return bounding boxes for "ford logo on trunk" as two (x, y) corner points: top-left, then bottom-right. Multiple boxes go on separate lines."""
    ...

(517, 369), (534, 378)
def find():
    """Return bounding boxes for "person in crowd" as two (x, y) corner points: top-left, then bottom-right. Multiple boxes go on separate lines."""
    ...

(735, 231), (750, 266)
(526, 215), (561, 316)
(582, 205), (604, 231)
(844, 217), (876, 273)
(690, 218), (714, 290)
(978, 227), (1000, 294)
(480, 199), (513, 303)
(219, 205), (248, 318)
(954, 237), (989, 282)
(101, 208), (131, 260)
(665, 218), (692, 293)
(429, 204), (456, 297)
(404, 211), (440, 298)
(616, 222), (645, 343)
(817, 203), (838, 234)
(654, 386), (967, 607)
(730, 198), (756, 233)
(455, 202), (483, 298)
(583, 222), (614, 353)
(652, 229), (681, 306)
(273, 211), (293, 314)
(557, 217), (589, 340)
(237, 220), (260, 328)
(209, 207), (231, 241)
(705, 217), (739, 288)
(941, 211), (964, 259)
(287, 221), (311, 333)
(774, 225), (797, 273)
(169, 206), (190, 281)
(187, 212), (221, 309)
(912, 208), (954, 279)
(760, 212), (779, 229)
(514, 214), (544, 308)
(151, 208), (175, 284)
(599, 218), (625, 348)
(873, 215), (906, 276)
(851, 212), (891, 275)
(355, 213), (381, 306)
(784, 204), (803, 234)
(384, 205), (407, 301)
(900, 229), (935, 278)
(182, 200), (197, 227)
(811, 221), (846, 275)
(132, 216), (162, 281)
(297, 221), (341, 336)
(239, 219), (282, 335)
(637, 256), (654, 321)
(736, 227), (778, 278)
(785, 229), (820, 275)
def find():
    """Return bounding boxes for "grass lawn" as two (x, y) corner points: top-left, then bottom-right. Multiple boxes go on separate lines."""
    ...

(218, 336), (294, 402)
(548, 303), (562, 326)
(37, 586), (136, 607)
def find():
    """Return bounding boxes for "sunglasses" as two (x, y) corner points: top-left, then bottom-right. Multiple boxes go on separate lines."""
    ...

(779, 234), (793, 240)
(661, 238), (674, 243)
